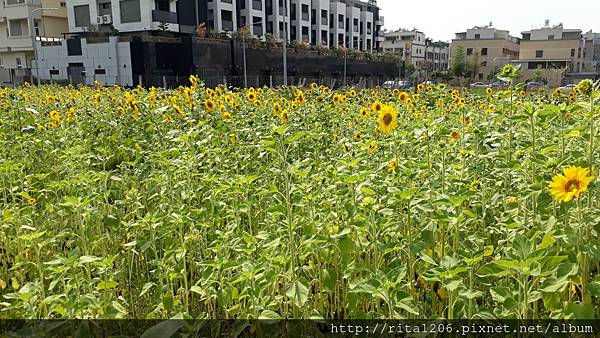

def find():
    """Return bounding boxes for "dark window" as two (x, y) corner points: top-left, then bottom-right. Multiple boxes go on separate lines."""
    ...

(73, 5), (91, 27)
(548, 35), (554, 40)
(66, 38), (83, 56)
(536, 50), (543, 58)
(49, 69), (60, 75)
(94, 69), (106, 74)
(571, 48), (576, 57)
(481, 48), (487, 56)
(120, 0), (141, 23)
(466, 48), (473, 55)
(474, 34), (480, 39)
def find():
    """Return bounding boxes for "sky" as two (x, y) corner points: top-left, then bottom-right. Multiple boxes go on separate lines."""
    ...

(377, 0), (600, 42)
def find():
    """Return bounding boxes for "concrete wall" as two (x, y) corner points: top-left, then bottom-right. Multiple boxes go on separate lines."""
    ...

(519, 39), (581, 60)
(450, 38), (520, 80)
(36, 36), (133, 85)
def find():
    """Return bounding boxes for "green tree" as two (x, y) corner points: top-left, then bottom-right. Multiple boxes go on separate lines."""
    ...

(533, 68), (546, 83)
(450, 45), (467, 77)
(469, 52), (480, 80)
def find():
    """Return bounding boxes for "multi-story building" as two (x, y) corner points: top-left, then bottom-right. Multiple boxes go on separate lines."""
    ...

(424, 39), (449, 71)
(0, 0), (67, 69)
(510, 22), (585, 85)
(450, 25), (520, 81)
(583, 31), (600, 76)
(382, 29), (426, 67)
(209, 0), (382, 51)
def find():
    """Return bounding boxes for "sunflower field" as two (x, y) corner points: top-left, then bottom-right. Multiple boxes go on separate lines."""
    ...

(1, 67), (600, 321)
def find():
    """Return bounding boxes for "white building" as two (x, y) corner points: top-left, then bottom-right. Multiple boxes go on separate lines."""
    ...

(0, 0), (68, 84)
(67, 0), (180, 34)
(382, 29), (427, 66)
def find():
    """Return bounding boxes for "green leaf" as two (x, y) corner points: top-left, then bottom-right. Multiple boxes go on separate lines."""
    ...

(79, 256), (100, 264)
(140, 282), (155, 297)
(98, 280), (118, 290)
(258, 310), (282, 322)
(286, 279), (309, 308)
(141, 319), (185, 338)
(490, 287), (514, 304)
(564, 302), (595, 319)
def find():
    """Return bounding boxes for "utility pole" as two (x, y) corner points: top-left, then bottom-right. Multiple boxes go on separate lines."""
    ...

(283, 0), (288, 86)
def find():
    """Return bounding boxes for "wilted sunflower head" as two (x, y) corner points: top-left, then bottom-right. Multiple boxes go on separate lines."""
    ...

(449, 130), (460, 142)
(576, 79), (594, 96)
(387, 160), (398, 172)
(548, 166), (595, 202)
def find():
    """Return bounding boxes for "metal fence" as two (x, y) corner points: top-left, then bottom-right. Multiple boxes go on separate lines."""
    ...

(137, 74), (397, 89)
(0, 68), (33, 87)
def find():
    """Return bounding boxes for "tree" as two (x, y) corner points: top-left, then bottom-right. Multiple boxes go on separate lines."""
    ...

(450, 45), (467, 77)
(533, 68), (546, 83)
(404, 62), (416, 77)
(469, 52), (480, 80)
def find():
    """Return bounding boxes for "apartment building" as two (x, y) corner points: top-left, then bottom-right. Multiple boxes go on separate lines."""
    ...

(583, 31), (600, 75)
(425, 39), (449, 71)
(510, 22), (585, 85)
(382, 29), (426, 67)
(208, 0), (382, 51)
(450, 25), (520, 80)
(0, 0), (67, 70)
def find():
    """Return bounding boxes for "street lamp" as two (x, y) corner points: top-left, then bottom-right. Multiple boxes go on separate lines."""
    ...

(29, 6), (59, 86)
(282, 0), (288, 86)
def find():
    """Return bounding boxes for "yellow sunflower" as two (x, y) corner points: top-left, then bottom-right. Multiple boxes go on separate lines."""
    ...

(246, 91), (257, 102)
(377, 105), (398, 134)
(417, 84), (424, 92)
(372, 100), (383, 113)
(388, 160), (398, 172)
(399, 92), (409, 103)
(548, 166), (595, 202)
(204, 99), (216, 111)
(485, 87), (493, 95)
(359, 107), (369, 119)
(354, 131), (363, 141)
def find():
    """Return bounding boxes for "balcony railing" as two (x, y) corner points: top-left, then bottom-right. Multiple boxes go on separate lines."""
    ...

(152, 10), (178, 24)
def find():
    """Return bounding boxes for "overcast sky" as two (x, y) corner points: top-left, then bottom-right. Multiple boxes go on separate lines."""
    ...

(377, 0), (600, 42)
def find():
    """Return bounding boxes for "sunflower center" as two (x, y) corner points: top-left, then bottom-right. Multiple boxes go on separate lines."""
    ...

(565, 179), (581, 192)
(382, 113), (392, 125)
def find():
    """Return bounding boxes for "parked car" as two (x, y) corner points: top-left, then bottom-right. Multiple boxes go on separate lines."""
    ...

(489, 82), (506, 89)
(469, 82), (488, 88)
(557, 83), (577, 94)
(382, 80), (410, 89)
(525, 82), (549, 92)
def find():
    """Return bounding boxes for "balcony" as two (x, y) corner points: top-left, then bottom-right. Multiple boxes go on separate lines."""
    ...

(152, 10), (177, 24)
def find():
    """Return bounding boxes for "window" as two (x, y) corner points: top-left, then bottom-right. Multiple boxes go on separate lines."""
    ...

(221, 10), (233, 31)
(481, 47), (488, 56)
(536, 50), (543, 58)
(94, 69), (106, 74)
(8, 19), (25, 36)
(0, 58), (3, 68)
(571, 48), (576, 57)
(466, 48), (473, 56)
(474, 34), (480, 39)
(481, 61), (487, 66)
(73, 5), (91, 27)
(120, 0), (141, 23)
(34, 20), (40, 36)
(548, 35), (554, 40)
(49, 69), (60, 75)
(16, 57), (22, 68)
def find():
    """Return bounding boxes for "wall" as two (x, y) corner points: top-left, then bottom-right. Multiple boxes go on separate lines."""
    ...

(35, 36), (133, 85)
(519, 39), (581, 60)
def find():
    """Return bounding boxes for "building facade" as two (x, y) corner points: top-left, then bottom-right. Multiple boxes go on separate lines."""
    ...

(0, 0), (67, 71)
(382, 29), (426, 66)
(450, 25), (520, 81)
(583, 31), (600, 76)
(510, 23), (585, 85)
(424, 39), (448, 71)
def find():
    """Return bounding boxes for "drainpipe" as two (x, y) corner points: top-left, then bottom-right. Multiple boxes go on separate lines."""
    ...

(114, 36), (122, 85)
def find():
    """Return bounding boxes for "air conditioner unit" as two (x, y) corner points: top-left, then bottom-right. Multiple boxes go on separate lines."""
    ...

(96, 16), (103, 24)
(102, 14), (112, 24)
